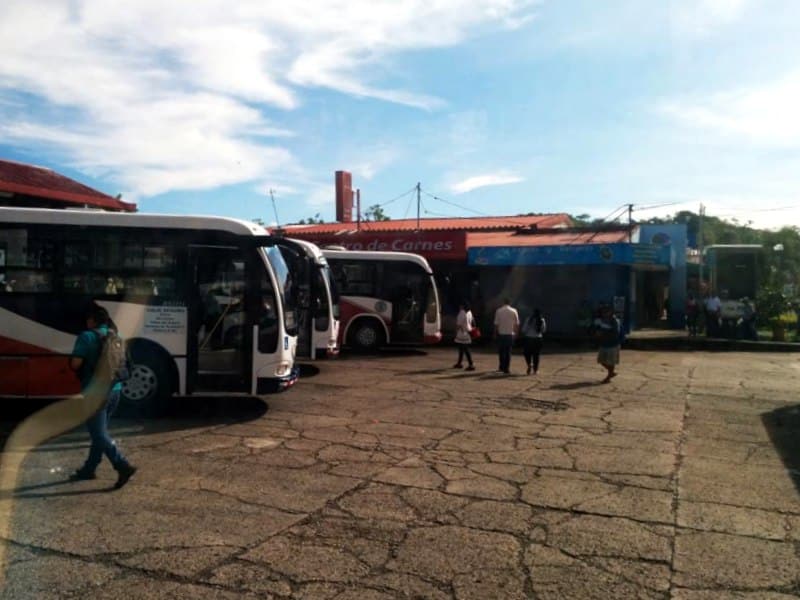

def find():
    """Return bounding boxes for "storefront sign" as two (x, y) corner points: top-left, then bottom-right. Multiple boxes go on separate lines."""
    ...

(294, 231), (467, 260)
(468, 243), (670, 266)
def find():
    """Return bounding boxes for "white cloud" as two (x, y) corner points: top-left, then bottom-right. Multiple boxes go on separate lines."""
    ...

(669, 0), (749, 36)
(450, 172), (524, 194)
(660, 70), (800, 147)
(0, 0), (534, 199)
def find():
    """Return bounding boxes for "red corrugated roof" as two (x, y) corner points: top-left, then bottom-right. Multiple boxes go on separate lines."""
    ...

(0, 159), (136, 212)
(284, 213), (572, 234)
(467, 229), (631, 247)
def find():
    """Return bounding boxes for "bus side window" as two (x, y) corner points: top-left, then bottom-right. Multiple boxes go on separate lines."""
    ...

(0, 229), (54, 293)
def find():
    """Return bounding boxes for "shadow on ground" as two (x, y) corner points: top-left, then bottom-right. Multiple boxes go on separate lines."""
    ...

(339, 348), (428, 359)
(548, 380), (604, 390)
(0, 394), (268, 451)
(297, 363), (321, 378)
(762, 403), (800, 496)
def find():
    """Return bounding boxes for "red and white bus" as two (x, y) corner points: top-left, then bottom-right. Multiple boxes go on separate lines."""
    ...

(322, 249), (441, 351)
(0, 207), (299, 414)
(275, 237), (340, 359)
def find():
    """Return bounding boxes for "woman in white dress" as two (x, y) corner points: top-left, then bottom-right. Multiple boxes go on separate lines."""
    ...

(453, 302), (476, 371)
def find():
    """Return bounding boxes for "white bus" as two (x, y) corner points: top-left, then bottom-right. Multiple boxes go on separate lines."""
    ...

(275, 238), (340, 359)
(322, 249), (441, 351)
(0, 207), (299, 415)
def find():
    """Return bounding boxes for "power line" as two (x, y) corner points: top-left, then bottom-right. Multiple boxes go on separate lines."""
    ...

(373, 186), (417, 209)
(420, 188), (539, 228)
(421, 189), (490, 217)
(402, 190), (415, 219)
(633, 201), (690, 212)
(357, 185), (417, 231)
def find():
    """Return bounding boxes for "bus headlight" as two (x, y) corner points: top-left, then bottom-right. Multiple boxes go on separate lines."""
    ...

(275, 362), (292, 377)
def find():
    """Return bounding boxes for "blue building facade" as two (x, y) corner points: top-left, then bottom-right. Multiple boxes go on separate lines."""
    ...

(465, 226), (687, 334)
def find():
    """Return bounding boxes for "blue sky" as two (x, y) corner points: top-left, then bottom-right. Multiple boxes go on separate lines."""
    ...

(1, 0), (798, 229)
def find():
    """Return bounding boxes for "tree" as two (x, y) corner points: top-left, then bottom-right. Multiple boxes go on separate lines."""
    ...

(363, 204), (390, 222)
(296, 213), (325, 225)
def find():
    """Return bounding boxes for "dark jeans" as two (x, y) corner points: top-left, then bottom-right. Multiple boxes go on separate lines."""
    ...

(82, 389), (128, 473)
(686, 314), (699, 336)
(456, 343), (473, 366)
(523, 337), (543, 372)
(497, 334), (513, 373)
(705, 311), (720, 337)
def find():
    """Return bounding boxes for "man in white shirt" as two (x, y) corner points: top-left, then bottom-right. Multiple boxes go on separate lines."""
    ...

(704, 291), (722, 337)
(494, 298), (520, 374)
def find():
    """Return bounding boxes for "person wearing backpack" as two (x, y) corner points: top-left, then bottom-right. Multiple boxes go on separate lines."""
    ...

(68, 304), (137, 489)
(521, 308), (546, 375)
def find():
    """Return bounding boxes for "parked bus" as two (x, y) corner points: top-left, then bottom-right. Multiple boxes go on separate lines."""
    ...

(275, 237), (339, 359)
(0, 207), (299, 414)
(322, 249), (441, 351)
(705, 244), (762, 319)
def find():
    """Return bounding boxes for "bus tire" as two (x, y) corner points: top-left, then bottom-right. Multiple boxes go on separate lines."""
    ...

(349, 319), (385, 352)
(121, 340), (176, 417)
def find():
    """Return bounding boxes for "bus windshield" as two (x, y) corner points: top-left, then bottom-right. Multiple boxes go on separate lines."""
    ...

(265, 246), (298, 335)
(321, 263), (340, 319)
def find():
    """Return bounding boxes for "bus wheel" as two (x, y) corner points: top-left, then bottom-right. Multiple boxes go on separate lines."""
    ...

(121, 342), (175, 417)
(350, 320), (385, 352)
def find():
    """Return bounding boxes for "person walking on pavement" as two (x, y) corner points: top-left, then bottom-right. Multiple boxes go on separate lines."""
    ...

(595, 304), (621, 383)
(521, 308), (546, 375)
(69, 304), (137, 489)
(494, 297), (519, 374)
(685, 292), (699, 337)
(704, 290), (722, 337)
(453, 302), (476, 371)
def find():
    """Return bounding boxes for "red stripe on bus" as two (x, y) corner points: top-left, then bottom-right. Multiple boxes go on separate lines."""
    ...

(0, 335), (80, 396)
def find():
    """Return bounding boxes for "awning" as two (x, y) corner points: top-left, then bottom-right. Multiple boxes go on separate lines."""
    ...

(467, 243), (672, 267)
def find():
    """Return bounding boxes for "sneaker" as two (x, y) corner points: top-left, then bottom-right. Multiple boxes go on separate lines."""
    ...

(452, 363), (463, 369)
(526, 365), (532, 375)
(465, 365), (475, 371)
(68, 469), (96, 481)
(114, 464), (137, 490)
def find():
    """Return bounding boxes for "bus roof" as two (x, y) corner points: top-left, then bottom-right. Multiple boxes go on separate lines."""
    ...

(322, 249), (433, 273)
(283, 237), (326, 265)
(0, 206), (268, 237)
(704, 244), (763, 254)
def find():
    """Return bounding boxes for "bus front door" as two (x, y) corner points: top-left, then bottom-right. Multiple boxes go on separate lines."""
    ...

(188, 246), (252, 393)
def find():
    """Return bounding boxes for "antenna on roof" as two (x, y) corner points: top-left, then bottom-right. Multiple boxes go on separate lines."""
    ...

(269, 188), (280, 228)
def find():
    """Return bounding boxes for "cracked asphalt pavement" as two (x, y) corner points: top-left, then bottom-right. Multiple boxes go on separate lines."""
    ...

(1, 347), (799, 599)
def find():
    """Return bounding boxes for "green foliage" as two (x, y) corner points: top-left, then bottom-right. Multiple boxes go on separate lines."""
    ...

(756, 287), (796, 327)
(640, 211), (800, 292)
(363, 204), (390, 221)
(296, 213), (325, 225)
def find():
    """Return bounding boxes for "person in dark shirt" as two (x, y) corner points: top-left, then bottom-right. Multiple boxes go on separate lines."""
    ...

(69, 304), (137, 489)
(595, 304), (621, 384)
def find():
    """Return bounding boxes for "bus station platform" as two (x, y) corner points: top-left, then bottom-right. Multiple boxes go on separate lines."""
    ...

(623, 328), (800, 353)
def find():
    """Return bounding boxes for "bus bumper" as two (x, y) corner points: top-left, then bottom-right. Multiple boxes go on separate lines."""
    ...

(257, 366), (300, 394)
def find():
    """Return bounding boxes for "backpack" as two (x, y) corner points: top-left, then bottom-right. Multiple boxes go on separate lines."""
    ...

(94, 328), (131, 383)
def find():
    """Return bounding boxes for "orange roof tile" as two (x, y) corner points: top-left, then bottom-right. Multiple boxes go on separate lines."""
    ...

(0, 159), (136, 212)
(284, 213), (572, 234)
(467, 229), (631, 247)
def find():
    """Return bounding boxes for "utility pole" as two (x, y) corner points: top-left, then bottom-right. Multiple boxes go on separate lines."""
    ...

(416, 182), (421, 231)
(627, 203), (634, 242)
(356, 189), (361, 231)
(698, 203), (705, 292)
(269, 189), (280, 228)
